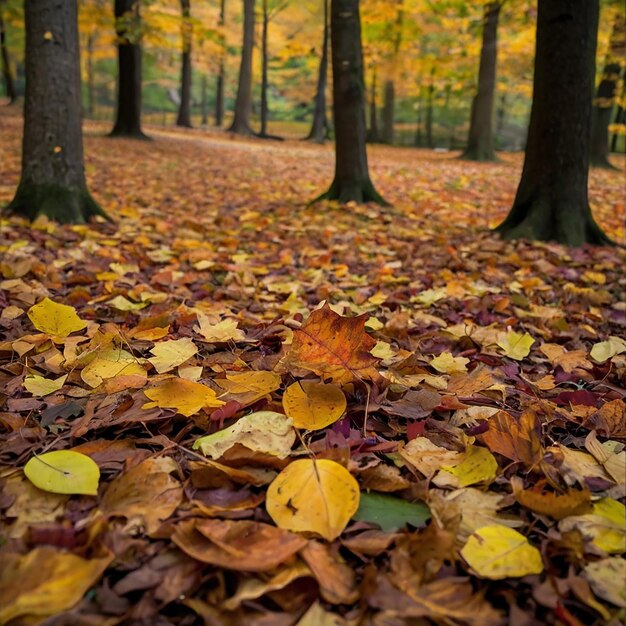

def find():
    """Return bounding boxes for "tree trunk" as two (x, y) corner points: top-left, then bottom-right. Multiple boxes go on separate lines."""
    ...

(86, 33), (95, 118)
(201, 73), (208, 125)
(0, 8), (16, 104)
(611, 77), (625, 152)
(366, 68), (379, 143)
(495, 0), (611, 247)
(590, 16), (624, 168)
(381, 0), (403, 145)
(306, 0), (329, 143)
(229, 0), (255, 135)
(176, 0), (193, 128)
(215, 0), (226, 127)
(111, 0), (146, 138)
(7, 0), (107, 224)
(462, 2), (500, 161)
(495, 91), (506, 146)
(414, 93), (422, 147)
(426, 67), (434, 148)
(259, 0), (269, 136)
(315, 0), (387, 205)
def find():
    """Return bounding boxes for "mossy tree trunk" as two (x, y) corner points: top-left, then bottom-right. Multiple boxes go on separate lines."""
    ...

(229, 0), (255, 135)
(176, 0), (193, 128)
(590, 15), (624, 168)
(462, 1), (500, 161)
(306, 0), (329, 143)
(315, 0), (387, 205)
(0, 8), (16, 104)
(111, 0), (147, 138)
(6, 0), (107, 224)
(495, 0), (611, 247)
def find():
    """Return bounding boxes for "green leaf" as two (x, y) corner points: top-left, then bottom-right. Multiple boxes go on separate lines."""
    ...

(24, 450), (100, 496)
(352, 492), (430, 532)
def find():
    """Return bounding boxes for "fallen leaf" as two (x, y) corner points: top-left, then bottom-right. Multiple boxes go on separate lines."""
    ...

(511, 477), (591, 520)
(430, 352), (469, 374)
(280, 302), (379, 384)
(143, 377), (224, 416)
(399, 437), (462, 479)
(352, 492), (430, 532)
(148, 337), (198, 374)
(496, 330), (534, 360)
(80, 346), (145, 388)
(193, 411), (295, 459)
(23, 373), (67, 397)
(27, 297), (86, 338)
(24, 450), (100, 495)
(266, 458), (360, 541)
(461, 525), (543, 579)
(195, 313), (246, 342)
(590, 336), (626, 362)
(584, 557), (626, 607)
(282, 380), (346, 430)
(479, 410), (543, 466)
(433, 445), (498, 488)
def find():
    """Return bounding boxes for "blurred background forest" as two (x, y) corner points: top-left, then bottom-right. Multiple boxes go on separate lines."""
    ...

(0, 0), (624, 152)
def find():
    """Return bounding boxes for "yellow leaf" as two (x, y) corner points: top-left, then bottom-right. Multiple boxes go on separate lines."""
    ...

(23, 374), (67, 397)
(195, 313), (246, 342)
(411, 287), (447, 307)
(266, 459), (360, 541)
(80, 346), (145, 388)
(434, 445), (498, 488)
(0, 546), (112, 625)
(590, 336), (626, 363)
(217, 371), (282, 396)
(497, 330), (535, 360)
(107, 295), (148, 311)
(193, 411), (295, 459)
(282, 381), (346, 430)
(461, 525), (543, 579)
(148, 337), (198, 374)
(584, 558), (626, 608)
(27, 297), (86, 338)
(143, 378), (224, 417)
(24, 450), (100, 496)
(430, 352), (469, 374)
(370, 341), (397, 360)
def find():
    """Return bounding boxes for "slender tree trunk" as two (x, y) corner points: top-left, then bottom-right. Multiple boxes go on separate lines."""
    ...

(86, 32), (95, 118)
(111, 0), (146, 138)
(495, 0), (611, 247)
(462, 1), (500, 161)
(426, 67), (434, 148)
(229, 0), (255, 134)
(7, 0), (107, 223)
(0, 8), (16, 104)
(176, 0), (193, 127)
(367, 68), (379, 143)
(259, 0), (269, 136)
(201, 73), (208, 125)
(315, 0), (387, 205)
(611, 77), (625, 152)
(215, 0), (226, 126)
(306, 0), (329, 142)
(590, 16), (624, 168)
(414, 92), (422, 147)
(495, 91), (506, 146)
(381, 0), (403, 145)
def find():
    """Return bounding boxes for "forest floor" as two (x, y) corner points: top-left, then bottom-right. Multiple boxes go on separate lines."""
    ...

(1, 107), (626, 626)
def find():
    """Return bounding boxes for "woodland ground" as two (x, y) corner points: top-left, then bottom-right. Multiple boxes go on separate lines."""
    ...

(0, 106), (626, 626)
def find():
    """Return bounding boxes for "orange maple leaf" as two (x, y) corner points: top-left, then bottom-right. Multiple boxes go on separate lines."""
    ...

(280, 303), (380, 384)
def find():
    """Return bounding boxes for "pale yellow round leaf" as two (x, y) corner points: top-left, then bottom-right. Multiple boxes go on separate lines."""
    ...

(266, 459), (360, 541)
(461, 525), (543, 579)
(24, 450), (100, 496)
(282, 381), (346, 430)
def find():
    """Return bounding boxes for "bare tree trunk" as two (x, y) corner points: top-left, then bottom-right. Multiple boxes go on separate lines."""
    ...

(306, 0), (329, 143)
(259, 0), (269, 136)
(201, 73), (208, 125)
(85, 32), (96, 118)
(7, 0), (107, 223)
(176, 0), (193, 128)
(590, 15), (624, 168)
(0, 8), (16, 104)
(381, 0), (403, 145)
(462, 1), (500, 161)
(215, 0), (226, 126)
(495, 91), (506, 146)
(229, 0), (255, 135)
(366, 68), (379, 143)
(315, 0), (387, 205)
(611, 75), (625, 153)
(495, 0), (611, 246)
(111, 0), (147, 138)
(426, 67), (434, 148)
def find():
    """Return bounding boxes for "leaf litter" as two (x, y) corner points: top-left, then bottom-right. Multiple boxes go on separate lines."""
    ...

(0, 112), (625, 624)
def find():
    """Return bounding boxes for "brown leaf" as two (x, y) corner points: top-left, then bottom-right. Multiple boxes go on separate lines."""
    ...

(584, 399), (626, 438)
(172, 518), (307, 572)
(479, 410), (543, 466)
(511, 477), (592, 520)
(279, 303), (379, 384)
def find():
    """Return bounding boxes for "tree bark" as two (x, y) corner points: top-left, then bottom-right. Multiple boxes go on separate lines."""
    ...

(259, 0), (269, 136)
(611, 76), (625, 152)
(306, 0), (329, 143)
(229, 0), (255, 135)
(426, 67), (434, 148)
(366, 68), (379, 143)
(590, 16), (624, 168)
(495, 0), (611, 247)
(0, 7), (16, 104)
(201, 73), (208, 126)
(7, 0), (107, 224)
(111, 0), (146, 138)
(381, 0), (403, 145)
(85, 32), (95, 117)
(176, 0), (193, 128)
(315, 0), (387, 205)
(462, 2), (500, 161)
(215, 0), (226, 126)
